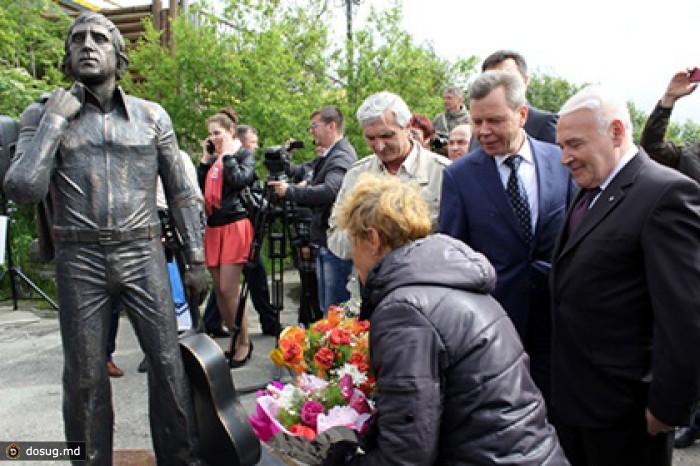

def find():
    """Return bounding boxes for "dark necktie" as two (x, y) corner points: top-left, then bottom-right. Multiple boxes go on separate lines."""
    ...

(503, 155), (532, 244)
(568, 188), (601, 234)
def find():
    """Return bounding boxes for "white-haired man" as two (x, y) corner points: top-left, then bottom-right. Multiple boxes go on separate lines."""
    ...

(327, 91), (449, 290)
(552, 85), (700, 466)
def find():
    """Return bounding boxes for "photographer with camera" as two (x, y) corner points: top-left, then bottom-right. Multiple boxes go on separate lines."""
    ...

(268, 106), (357, 315)
(432, 86), (470, 155)
(197, 108), (257, 367)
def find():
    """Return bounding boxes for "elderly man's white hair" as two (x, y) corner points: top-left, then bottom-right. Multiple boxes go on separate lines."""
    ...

(559, 85), (633, 143)
(356, 91), (412, 129)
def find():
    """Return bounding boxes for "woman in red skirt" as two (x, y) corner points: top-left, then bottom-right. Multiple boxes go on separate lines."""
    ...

(197, 108), (257, 367)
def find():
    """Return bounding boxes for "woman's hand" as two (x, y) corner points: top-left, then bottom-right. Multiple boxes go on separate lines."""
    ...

(219, 131), (239, 156)
(201, 138), (215, 163)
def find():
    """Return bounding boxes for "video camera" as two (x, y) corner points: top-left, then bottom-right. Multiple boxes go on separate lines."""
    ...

(430, 132), (449, 152)
(262, 139), (304, 181)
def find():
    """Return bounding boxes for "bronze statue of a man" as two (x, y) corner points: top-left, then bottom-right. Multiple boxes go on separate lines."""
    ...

(3, 12), (208, 465)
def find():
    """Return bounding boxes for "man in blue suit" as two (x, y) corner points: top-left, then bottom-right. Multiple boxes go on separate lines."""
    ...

(440, 70), (574, 409)
(469, 50), (559, 154)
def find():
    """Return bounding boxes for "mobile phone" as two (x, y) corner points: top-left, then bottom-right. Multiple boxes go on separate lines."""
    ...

(206, 140), (215, 154)
(688, 68), (700, 83)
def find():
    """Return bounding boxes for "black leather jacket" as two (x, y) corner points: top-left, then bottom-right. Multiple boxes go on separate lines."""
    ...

(640, 102), (700, 183)
(197, 148), (257, 227)
(353, 234), (567, 465)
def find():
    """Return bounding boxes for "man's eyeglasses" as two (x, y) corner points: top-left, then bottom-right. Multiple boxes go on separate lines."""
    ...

(309, 122), (328, 130)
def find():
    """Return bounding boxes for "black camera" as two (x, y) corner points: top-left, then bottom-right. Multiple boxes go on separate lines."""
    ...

(431, 132), (449, 152)
(262, 139), (304, 180)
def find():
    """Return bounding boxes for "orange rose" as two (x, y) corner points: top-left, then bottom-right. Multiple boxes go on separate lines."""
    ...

(357, 320), (370, 333)
(280, 326), (307, 345)
(313, 321), (332, 334)
(314, 347), (335, 370)
(329, 328), (352, 346)
(280, 340), (303, 365)
(349, 352), (369, 373)
(327, 308), (343, 327)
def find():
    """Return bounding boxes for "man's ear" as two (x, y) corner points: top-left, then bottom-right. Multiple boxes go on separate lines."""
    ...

(519, 105), (529, 128)
(610, 119), (626, 147)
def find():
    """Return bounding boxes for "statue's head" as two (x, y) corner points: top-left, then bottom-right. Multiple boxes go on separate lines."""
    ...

(63, 12), (129, 82)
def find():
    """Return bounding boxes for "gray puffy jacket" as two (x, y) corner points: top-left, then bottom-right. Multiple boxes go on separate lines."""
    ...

(351, 234), (567, 465)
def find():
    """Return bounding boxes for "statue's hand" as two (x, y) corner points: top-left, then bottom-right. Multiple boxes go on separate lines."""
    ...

(44, 87), (82, 121)
(183, 263), (208, 306)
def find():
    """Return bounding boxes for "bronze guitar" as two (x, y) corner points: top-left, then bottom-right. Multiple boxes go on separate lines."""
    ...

(180, 332), (261, 466)
(163, 212), (261, 465)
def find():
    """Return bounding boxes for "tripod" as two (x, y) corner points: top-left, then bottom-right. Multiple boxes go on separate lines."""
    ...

(0, 196), (58, 310)
(228, 176), (301, 392)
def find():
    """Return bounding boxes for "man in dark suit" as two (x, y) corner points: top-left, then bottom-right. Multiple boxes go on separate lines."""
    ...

(552, 85), (700, 466)
(269, 106), (357, 314)
(469, 50), (558, 153)
(440, 70), (574, 408)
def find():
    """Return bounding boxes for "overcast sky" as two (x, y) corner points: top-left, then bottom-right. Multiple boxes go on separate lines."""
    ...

(101, 0), (700, 123)
(396, 0), (700, 123)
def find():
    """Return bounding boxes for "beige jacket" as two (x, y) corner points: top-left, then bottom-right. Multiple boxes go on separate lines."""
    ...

(327, 144), (450, 260)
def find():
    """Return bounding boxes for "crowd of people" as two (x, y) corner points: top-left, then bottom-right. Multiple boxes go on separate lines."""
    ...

(4, 10), (700, 466)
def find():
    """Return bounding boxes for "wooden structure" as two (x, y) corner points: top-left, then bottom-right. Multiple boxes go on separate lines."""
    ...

(56, 0), (181, 48)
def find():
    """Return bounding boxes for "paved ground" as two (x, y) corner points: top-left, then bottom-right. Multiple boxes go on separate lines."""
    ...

(1, 268), (699, 465)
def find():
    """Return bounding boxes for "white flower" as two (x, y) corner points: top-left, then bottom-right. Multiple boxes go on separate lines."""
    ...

(297, 373), (329, 393)
(335, 363), (368, 386)
(268, 383), (303, 410)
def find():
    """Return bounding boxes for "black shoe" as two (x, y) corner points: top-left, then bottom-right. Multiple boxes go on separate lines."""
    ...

(137, 357), (148, 373)
(207, 327), (231, 338)
(229, 341), (254, 369)
(674, 426), (700, 448)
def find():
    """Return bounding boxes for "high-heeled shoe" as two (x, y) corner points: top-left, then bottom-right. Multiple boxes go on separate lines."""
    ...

(228, 341), (254, 369)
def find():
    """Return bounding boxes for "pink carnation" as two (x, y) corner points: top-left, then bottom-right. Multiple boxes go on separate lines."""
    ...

(300, 400), (324, 430)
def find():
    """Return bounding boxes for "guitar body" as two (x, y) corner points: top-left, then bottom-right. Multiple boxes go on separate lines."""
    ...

(180, 333), (261, 466)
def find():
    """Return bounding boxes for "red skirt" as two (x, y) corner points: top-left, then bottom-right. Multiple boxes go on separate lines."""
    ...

(204, 218), (253, 267)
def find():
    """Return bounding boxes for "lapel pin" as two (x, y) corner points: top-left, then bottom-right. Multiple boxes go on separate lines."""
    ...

(608, 196), (615, 202)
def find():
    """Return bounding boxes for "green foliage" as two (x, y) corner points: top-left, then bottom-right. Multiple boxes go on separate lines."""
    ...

(527, 73), (586, 114)
(124, 2), (332, 163)
(664, 117), (700, 145)
(627, 101), (648, 143)
(0, 0), (70, 84)
(0, 68), (54, 118)
(337, 1), (478, 152)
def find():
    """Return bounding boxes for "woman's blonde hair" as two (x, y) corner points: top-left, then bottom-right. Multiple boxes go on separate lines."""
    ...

(336, 174), (431, 251)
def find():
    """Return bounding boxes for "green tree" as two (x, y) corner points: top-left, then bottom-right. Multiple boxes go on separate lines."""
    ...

(336, 1), (478, 152)
(124, 1), (332, 160)
(526, 73), (585, 114)
(0, 0), (70, 117)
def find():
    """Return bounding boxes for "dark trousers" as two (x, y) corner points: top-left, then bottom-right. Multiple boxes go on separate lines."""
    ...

(203, 254), (279, 335)
(298, 268), (322, 327)
(56, 239), (200, 466)
(556, 418), (673, 466)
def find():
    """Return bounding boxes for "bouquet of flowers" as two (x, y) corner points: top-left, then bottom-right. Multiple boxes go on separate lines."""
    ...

(249, 306), (375, 443)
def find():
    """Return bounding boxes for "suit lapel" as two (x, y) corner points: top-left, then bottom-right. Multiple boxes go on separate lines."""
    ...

(474, 151), (526, 244)
(533, 139), (554, 242)
(557, 150), (647, 259)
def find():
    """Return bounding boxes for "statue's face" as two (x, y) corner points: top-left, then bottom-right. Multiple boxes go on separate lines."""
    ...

(68, 22), (116, 84)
